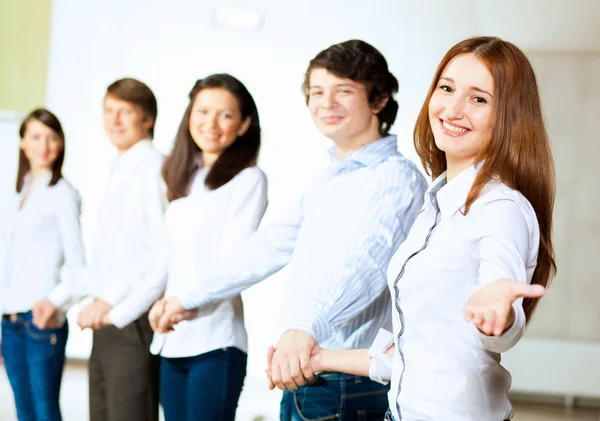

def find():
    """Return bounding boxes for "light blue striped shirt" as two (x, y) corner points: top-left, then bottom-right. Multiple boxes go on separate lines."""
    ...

(179, 135), (427, 349)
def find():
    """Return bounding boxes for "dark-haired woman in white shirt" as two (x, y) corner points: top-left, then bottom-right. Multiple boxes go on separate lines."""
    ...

(104, 74), (268, 421)
(0, 108), (86, 421)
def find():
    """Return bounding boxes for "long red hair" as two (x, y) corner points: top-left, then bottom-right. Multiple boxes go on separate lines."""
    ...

(414, 36), (556, 321)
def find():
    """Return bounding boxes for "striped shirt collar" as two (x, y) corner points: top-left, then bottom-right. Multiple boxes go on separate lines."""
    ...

(425, 163), (481, 219)
(328, 135), (398, 168)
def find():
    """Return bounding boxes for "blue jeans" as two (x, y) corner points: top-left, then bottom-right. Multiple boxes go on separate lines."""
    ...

(160, 347), (247, 421)
(1, 312), (68, 421)
(280, 372), (389, 421)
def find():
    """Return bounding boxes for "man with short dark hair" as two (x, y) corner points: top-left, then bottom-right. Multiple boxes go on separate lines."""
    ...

(77, 78), (166, 421)
(156, 40), (427, 420)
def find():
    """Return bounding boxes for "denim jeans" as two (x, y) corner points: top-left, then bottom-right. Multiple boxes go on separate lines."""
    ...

(1, 311), (68, 421)
(280, 372), (389, 421)
(159, 347), (247, 421)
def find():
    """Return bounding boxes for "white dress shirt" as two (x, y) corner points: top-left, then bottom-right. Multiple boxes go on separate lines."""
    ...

(89, 139), (167, 307)
(386, 164), (540, 421)
(0, 173), (86, 322)
(178, 136), (427, 350)
(109, 165), (268, 358)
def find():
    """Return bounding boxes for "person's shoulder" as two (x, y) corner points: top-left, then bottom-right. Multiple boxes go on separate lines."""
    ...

(143, 144), (165, 165)
(138, 144), (165, 175)
(378, 154), (428, 189)
(233, 165), (268, 189)
(52, 178), (81, 202)
(473, 181), (538, 234)
(49, 178), (81, 212)
(478, 182), (535, 215)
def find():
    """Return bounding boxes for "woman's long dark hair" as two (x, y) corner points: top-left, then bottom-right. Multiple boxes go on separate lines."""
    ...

(17, 108), (65, 193)
(162, 74), (261, 202)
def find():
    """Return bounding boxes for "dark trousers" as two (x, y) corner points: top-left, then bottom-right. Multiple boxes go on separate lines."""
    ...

(1, 312), (68, 421)
(280, 372), (389, 421)
(89, 314), (160, 421)
(160, 347), (247, 421)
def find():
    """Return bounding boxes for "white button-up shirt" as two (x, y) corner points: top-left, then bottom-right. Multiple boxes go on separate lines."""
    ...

(387, 165), (539, 421)
(0, 173), (86, 321)
(89, 140), (167, 308)
(108, 166), (268, 357)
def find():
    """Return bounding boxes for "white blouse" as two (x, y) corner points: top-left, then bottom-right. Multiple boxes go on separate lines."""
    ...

(0, 173), (86, 321)
(108, 165), (268, 358)
(386, 165), (540, 421)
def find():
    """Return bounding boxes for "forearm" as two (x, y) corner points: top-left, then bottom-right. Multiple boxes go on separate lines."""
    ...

(313, 349), (371, 377)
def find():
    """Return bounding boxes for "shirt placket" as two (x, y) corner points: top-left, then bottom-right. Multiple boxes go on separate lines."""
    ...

(391, 178), (447, 420)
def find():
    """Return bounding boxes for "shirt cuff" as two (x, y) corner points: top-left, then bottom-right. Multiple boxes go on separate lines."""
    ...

(476, 302), (526, 353)
(285, 307), (332, 344)
(177, 293), (204, 311)
(107, 307), (131, 329)
(47, 284), (70, 309)
(368, 328), (394, 385)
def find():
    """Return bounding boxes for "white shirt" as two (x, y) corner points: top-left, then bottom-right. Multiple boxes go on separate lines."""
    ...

(90, 139), (167, 307)
(109, 165), (268, 358)
(0, 173), (86, 321)
(387, 165), (539, 421)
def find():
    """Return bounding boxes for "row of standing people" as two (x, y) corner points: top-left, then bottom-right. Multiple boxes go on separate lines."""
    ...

(0, 35), (555, 421)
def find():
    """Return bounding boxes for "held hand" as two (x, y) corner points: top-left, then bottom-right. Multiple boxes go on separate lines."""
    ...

(265, 345), (322, 390)
(155, 297), (198, 334)
(265, 346), (276, 390)
(269, 330), (316, 391)
(464, 279), (545, 336)
(101, 313), (112, 328)
(31, 299), (59, 329)
(148, 298), (167, 332)
(77, 299), (112, 331)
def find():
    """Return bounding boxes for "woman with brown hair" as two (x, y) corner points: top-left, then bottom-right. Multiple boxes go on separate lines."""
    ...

(267, 36), (556, 421)
(0, 108), (86, 421)
(103, 74), (267, 421)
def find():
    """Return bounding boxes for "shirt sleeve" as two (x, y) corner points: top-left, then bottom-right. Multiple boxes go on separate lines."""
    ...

(107, 228), (169, 329)
(177, 182), (301, 310)
(473, 198), (538, 353)
(219, 169), (268, 257)
(96, 165), (168, 307)
(368, 328), (395, 385)
(47, 185), (87, 310)
(285, 166), (427, 344)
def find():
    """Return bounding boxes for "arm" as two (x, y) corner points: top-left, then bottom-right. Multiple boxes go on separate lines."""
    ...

(46, 186), (87, 310)
(176, 188), (301, 310)
(285, 171), (426, 344)
(96, 166), (168, 307)
(314, 328), (395, 382)
(467, 199), (540, 353)
(269, 169), (425, 390)
(154, 170), (274, 331)
(266, 329), (395, 389)
(106, 228), (169, 329)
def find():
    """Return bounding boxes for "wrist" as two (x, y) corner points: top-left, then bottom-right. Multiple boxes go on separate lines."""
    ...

(311, 349), (326, 372)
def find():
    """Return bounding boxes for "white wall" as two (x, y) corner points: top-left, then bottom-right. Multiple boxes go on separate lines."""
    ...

(32, 0), (600, 414)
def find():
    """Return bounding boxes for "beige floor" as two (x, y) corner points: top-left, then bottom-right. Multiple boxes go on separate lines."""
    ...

(0, 364), (598, 421)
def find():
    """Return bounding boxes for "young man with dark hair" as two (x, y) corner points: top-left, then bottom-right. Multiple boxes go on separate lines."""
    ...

(154, 40), (427, 420)
(77, 78), (166, 421)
